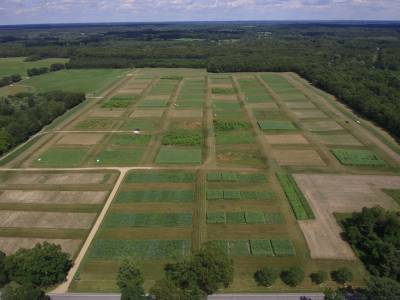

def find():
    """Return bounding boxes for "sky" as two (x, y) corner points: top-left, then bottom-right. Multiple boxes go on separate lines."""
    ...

(0, 0), (399, 25)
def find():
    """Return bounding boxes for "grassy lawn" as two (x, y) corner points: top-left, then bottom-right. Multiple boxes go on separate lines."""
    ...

(33, 148), (89, 167)
(110, 134), (152, 145)
(0, 57), (69, 77)
(155, 147), (202, 164)
(95, 148), (144, 165)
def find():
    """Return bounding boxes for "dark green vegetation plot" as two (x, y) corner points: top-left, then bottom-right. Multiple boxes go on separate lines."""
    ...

(104, 213), (192, 228)
(258, 120), (297, 131)
(102, 95), (138, 108)
(116, 190), (194, 203)
(330, 148), (386, 166)
(206, 172), (267, 183)
(162, 131), (203, 146)
(125, 171), (196, 183)
(276, 173), (315, 220)
(207, 211), (283, 225)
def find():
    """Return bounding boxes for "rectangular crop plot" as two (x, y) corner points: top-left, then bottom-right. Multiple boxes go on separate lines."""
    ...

(155, 147), (202, 164)
(121, 119), (159, 131)
(271, 239), (296, 256)
(101, 95), (138, 108)
(226, 212), (246, 224)
(162, 131), (203, 146)
(116, 190), (194, 203)
(125, 171), (196, 183)
(258, 120), (296, 131)
(207, 212), (226, 224)
(95, 148), (144, 165)
(330, 148), (386, 166)
(215, 132), (256, 145)
(240, 191), (275, 201)
(89, 239), (191, 259)
(75, 118), (115, 130)
(223, 190), (241, 200)
(245, 211), (265, 224)
(212, 87), (236, 95)
(104, 213), (192, 228)
(207, 190), (223, 200)
(276, 173), (315, 220)
(110, 134), (151, 145)
(33, 148), (88, 167)
(213, 102), (241, 110)
(250, 240), (274, 256)
(138, 99), (168, 108)
(228, 240), (251, 256)
(264, 212), (284, 224)
(207, 172), (266, 183)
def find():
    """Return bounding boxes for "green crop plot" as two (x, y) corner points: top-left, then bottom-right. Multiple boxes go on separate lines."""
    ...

(237, 77), (273, 103)
(125, 171), (196, 183)
(271, 239), (296, 256)
(162, 131), (203, 146)
(215, 132), (256, 145)
(206, 190), (224, 200)
(250, 240), (274, 256)
(75, 118), (115, 130)
(229, 240), (251, 256)
(223, 190), (241, 200)
(213, 110), (245, 120)
(148, 79), (179, 95)
(104, 213), (192, 228)
(138, 99), (168, 108)
(213, 102), (241, 110)
(116, 190), (194, 203)
(226, 212), (246, 224)
(207, 212), (226, 224)
(110, 134), (151, 145)
(101, 95), (138, 108)
(241, 191), (275, 201)
(245, 211), (265, 224)
(33, 148), (88, 167)
(89, 239), (191, 259)
(206, 189), (274, 201)
(330, 148), (386, 166)
(206, 172), (267, 183)
(155, 147), (202, 164)
(212, 87), (236, 95)
(258, 120), (296, 131)
(260, 74), (297, 94)
(121, 119), (159, 131)
(276, 173), (314, 220)
(95, 148), (144, 165)
(264, 212), (284, 224)
(213, 120), (251, 131)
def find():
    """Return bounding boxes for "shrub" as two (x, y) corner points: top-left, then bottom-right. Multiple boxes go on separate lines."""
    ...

(281, 267), (305, 287)
(310, 271), (327, 285)
(1, 282), (48, 300)
(331, 268), (353, 285)
(254, 267), (279, 287)
(117, 259), (145, 300)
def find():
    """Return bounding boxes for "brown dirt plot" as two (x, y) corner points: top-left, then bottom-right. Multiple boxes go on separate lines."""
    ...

(303, 120), (344, 132)
(294, 174), (400, 260)
(315, 134), (363, 146)
(130, 109), (165, 118)
(265, 134), (309, 145)
(292, 110), (327, 119)
(90, 109), (125, 118)
(0, 173), (109, 185)
(172, 110), (203, 118)
(272, 150), (325, 166)
(56, 134), (105, 146)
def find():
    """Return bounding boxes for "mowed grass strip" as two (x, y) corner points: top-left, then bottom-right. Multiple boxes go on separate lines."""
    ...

(110, 134), (151, 145)
(95, 148), (144, 165)
(104, 213), (192, 228)
(330, 148), (386, 166)
(258, 120), (296, 131)
(89, 239), (191, 259)
(155, 147), (202, 164)
(125, 171), (196, 183)
(33, 148), (89, 167)
(271, 239), (296, 256)
(116, 190), (194, 203)
(276, 173), (315, 220)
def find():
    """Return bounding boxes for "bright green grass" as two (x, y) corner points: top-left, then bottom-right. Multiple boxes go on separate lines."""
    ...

(162, 131), (203, 146)
(33, 148), (88, 167)
(155, 147), (202, 164)
(121, 119), (159, 131)
(258, 120), (296, 131)
(101, 95), (138, 108)
(110, 134), (151, 145)
(104, 213), (192, 228)
(89, 239), (191, 259)
(116, 190), (194, 203)
(95, 148), (144, 165)
(245, 211), (265, 224)
(125, 171), (196, 183)
(330, 148), (386, 166)
(271, 239), (296, 256)
(250, 240), (274, 256)
(383, 189), (400, 206)
(276, 173), (315, 220)
(215, 132), (256, 145)
(228, 240), (251, 256)
(207, 212), (226, 224)
(226, 212), (246, 224)
(0, 57), (69, 77)
(138, 100), (169, 108)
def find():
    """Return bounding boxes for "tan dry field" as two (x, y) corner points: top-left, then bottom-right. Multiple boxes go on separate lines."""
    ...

(117, 88), (143, 95)
(265, 134), (309, 145)
(1, 173), (111, 185)
(303, 120), (344, 132)
(272, 149), (326, 167)
(286, 102), (316, 109)
(171, 120), (203, 130)
(294, 174), (400, 260)
(212, 95), (237, 101)
(292, 109), (327, 119)
(172, 109), (203, 118)
(56, 133), (105, 146)
(0, 190), (108, 204)
(130, 109), (165, 118)
(0, 211), (96, 229)
(211, 83), (234, 89)
(315, 133), (363, 146)
(0, 237), (81, 255)
(89, 109), (125, 118)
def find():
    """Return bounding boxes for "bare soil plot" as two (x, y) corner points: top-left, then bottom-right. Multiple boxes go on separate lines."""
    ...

(265, 134), (309, 145)
(90, 109), (125, 118)
(0, 237), (81, 255)
(172, 110), (203, 118)
(292, 110), (327, 119)
(294, 174), (400, 260)
(212, 95), (237, 101)
(316, 134), (363, 146)
(1, 173), (109, 185)
(211, 83), (234, 89)
(130, 109), (165, 118)
(286, 102), (316, 109)
(170, 120), (203, 130)
(272, 150), (325, 167)
(56, 134), (105, 146)
(117, 88), (143, 95)
(0, 211), (96, 229)
(303, 120), (343, 132)
(0, 190), (108, 205)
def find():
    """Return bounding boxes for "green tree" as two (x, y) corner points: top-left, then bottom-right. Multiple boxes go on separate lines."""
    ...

(331, 268), (353, 285)
(324, 288), (345, 300)
(4, 242), (72, 288)
(0, 250), (9, 287)
(281, 267), (305, 287)
(310, 271), (327, 285)
(150, 278), (205, 300)
(116, 259), (145, 300)
(362, 276), (400, 300)
(254, 267), (279, 287)
(1, 282), (48, 300)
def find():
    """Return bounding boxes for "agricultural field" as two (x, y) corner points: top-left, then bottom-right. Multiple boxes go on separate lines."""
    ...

(1, 68), (399, 293)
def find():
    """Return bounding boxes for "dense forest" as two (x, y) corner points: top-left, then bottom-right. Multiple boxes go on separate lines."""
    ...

(0, 21), (399, 140)
(0, 91), (85, 155)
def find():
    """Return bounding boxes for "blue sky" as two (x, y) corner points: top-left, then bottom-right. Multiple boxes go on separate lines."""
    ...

(0, 0), (399, 25)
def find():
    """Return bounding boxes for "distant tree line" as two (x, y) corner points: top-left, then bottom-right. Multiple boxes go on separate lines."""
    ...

(0, 91), (85, 156)
(27, 63), (66, 77)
